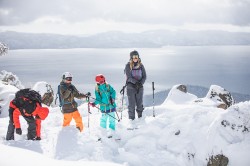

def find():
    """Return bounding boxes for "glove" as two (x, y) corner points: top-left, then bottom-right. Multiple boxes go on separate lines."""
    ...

(89, 102), (95, 107)
(68, 85), (74, 91)
(16, 128), (22, 135)
(86, 92), (91, 97)
(135, 82), (142, 89)
(110, 97), (115, 105)
(35, 115), (40, 119)
(35, 137), (41, 141)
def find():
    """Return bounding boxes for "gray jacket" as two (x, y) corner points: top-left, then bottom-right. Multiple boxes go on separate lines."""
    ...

(125, 62), (147, 89)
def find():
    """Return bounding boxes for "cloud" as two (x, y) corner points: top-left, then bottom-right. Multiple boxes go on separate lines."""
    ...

(0, 0), (250, 34)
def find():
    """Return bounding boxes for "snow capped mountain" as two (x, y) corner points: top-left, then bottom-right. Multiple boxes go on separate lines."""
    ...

(1, 30), (250, 49)
(0, 82), (250, 166)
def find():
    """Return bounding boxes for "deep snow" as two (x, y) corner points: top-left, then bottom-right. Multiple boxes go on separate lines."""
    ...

(0, 82), (250, 166)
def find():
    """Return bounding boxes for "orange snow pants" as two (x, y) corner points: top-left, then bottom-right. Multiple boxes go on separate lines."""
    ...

(63, 110), (84, 132)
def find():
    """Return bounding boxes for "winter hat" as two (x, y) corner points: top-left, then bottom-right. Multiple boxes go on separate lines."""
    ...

(62, 72), (72, 80)
(95, 74), (105, 84)
(130, 50), (139, 60)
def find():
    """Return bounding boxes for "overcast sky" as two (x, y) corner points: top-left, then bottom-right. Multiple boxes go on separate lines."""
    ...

(0, 0), (250, 35)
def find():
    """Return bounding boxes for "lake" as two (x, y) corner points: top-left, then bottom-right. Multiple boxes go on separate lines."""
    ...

(1, 46), (250, 95)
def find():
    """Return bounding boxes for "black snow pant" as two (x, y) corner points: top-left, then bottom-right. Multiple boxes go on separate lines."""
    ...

(24, 116), (37, 140)
(6, 109), (36, 140)
(127, 86), (144, 120)
(6, 108), (15, 140)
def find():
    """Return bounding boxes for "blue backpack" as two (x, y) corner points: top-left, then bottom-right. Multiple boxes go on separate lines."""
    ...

(55, 85), (62, 107)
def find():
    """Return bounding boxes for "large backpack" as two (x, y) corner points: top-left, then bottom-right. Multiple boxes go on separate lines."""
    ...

(13, 88), (42, 115)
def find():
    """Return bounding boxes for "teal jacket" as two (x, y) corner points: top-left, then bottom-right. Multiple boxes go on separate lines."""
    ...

(94, 83), (116, 112)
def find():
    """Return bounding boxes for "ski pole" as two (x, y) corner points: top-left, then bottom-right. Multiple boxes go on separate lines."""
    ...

(88, 96), (121, 122)
(120, 84), (127, 120)
(86, 96), (92, 128)
(152, 82), (155, 117)
(91, 104), (120, 122)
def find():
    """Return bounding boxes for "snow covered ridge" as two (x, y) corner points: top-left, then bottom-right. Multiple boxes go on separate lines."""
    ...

(0, 83), (250, 165)
(144, 84), (250, 107)
(164, 84), (234, 110)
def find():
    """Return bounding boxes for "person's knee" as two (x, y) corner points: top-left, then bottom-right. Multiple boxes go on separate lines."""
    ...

(109, 123), (115, 130)
(100, 122), (107, 129)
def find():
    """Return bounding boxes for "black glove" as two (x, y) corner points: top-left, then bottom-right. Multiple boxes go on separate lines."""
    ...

(86, 92), (91, 97)
(35, 137), (41, 141)
(16, 128), (22, 135)
(135, 82), (142, 89)
(68, 85), (74, 91)
(35, 115), (40, 119)
(109, 97), (115, 105)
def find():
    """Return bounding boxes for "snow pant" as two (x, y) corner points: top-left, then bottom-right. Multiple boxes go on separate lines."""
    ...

(63, 110), (84, 132)
(36, 119), (41, 137)
(6, 108), (15, 140)
(127, 86), (144, 120)
(100, 112), (116, 130)
(6, 120), (15, 140)
(24, 116), (37, 140)
(6, 116), (37, 140)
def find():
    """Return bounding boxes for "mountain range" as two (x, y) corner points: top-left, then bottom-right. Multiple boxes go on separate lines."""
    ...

(1, 30), (250, 49)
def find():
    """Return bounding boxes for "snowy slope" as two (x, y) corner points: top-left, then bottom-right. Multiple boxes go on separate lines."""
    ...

(0, 82), (250, 166)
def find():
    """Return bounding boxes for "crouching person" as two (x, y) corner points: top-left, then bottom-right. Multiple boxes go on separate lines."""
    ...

(6, 89), (49, 141)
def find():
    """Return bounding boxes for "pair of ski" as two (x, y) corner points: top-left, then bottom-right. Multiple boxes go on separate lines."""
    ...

(127, 127), (139, 130)
(97, 136), (121, 142)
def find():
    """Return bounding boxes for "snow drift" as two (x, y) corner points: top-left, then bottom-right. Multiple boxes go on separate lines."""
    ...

(0, 82), (250, 166)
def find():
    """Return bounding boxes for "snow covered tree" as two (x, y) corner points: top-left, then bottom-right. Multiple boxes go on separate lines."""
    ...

(0, 70), (24, 89)
(0, 42), (9, 56)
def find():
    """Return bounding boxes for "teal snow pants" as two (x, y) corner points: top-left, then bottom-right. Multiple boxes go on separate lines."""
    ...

(100, 112), (116, 130)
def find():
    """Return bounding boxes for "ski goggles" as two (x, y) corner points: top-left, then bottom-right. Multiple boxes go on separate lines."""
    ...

(65, 77), (72, 81)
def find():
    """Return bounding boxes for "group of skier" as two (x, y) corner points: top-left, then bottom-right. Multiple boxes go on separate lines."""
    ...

(5, 50), (147, 140)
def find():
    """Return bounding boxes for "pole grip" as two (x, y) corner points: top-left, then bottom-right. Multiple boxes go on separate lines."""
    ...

(152, 82), (155, 91)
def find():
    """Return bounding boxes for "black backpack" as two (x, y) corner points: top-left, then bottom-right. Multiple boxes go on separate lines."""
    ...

(13, 88), (42, 115)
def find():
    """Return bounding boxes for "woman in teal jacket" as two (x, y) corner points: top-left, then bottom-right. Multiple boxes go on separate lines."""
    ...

(90, 74), (116, 131)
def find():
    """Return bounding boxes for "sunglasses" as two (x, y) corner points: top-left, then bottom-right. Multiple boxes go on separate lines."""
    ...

(97, 80), (105, 85)
(65, 77), (72, 81)
(132, 55), (138, 59)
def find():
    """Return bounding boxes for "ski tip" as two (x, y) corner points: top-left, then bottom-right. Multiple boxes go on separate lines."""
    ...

(175, 130), (181, 135)
(127, 127), (139, 130)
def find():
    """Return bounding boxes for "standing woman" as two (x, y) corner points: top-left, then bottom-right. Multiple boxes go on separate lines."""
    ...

(124, 50), (147, 121)
(89, 74), (117, 139)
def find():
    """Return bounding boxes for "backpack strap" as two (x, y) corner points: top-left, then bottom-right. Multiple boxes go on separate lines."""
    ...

(56, 84), (73, 107)
(55, 85), (60, 106)
(95, 83), (110, 97)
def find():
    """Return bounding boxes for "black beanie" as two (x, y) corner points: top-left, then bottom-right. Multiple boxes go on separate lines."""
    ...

(130, 50), (139, 59)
